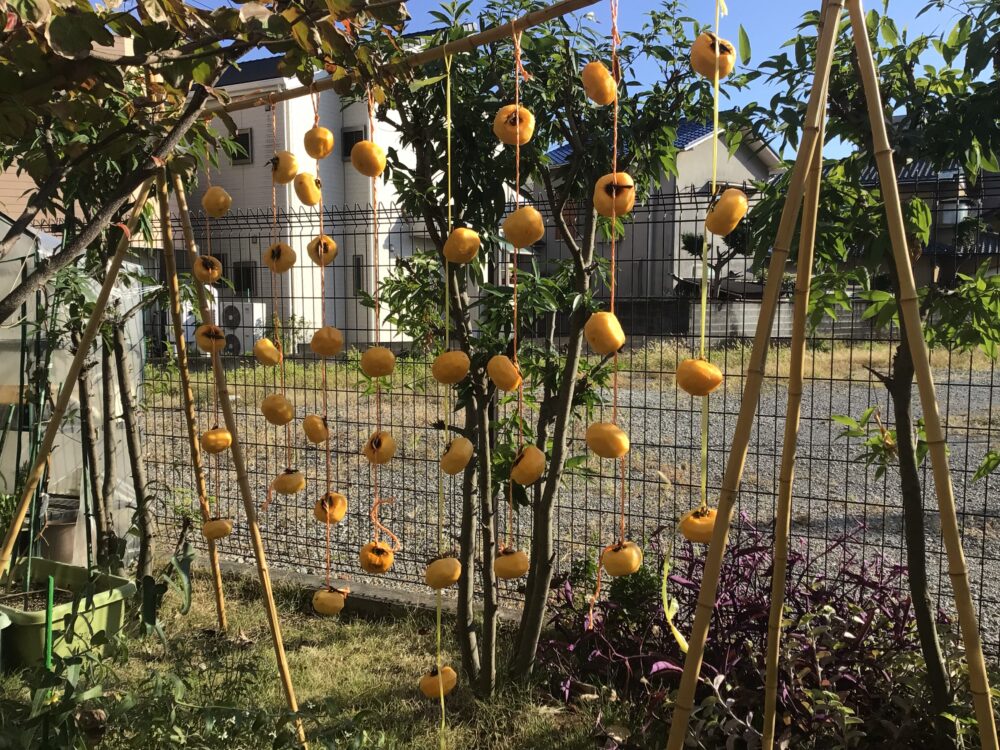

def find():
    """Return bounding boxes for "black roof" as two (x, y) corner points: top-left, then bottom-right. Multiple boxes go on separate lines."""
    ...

(815, 159), (960, 186)
(925, 232), (1000, 257)
(218, 56), (284, 87)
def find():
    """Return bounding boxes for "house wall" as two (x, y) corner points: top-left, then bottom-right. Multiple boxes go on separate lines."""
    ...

(537, 135), (770, 303)
(0, 166), (38, 219)
(190, 81), (420, 348)
(668, 138), (769, 286)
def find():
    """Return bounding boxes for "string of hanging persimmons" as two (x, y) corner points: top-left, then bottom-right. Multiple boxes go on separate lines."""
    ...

(183, 7), (749, 694)
(576, 4), (751, 610)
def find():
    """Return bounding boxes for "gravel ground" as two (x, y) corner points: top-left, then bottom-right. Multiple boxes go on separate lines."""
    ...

(142, 369), (1000, 656)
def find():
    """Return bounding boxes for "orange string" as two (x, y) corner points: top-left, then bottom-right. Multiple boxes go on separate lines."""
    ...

(325, 512), (332, 589)
(268, 95), (291, 471)
(370, 496), (400, 551)
(367, 86), (391, 548)
(311, 87), (334, 586)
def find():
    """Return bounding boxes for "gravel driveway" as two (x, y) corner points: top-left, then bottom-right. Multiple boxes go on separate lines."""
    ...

(142, 366), (1000, 656)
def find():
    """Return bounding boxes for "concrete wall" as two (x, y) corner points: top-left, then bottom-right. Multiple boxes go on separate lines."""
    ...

(669, 136), (769, 285)
(687, 299), (875, 342)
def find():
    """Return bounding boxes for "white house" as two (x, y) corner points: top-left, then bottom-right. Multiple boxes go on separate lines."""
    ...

(187, 56), (431, 352)
(542, 121), (782, 302)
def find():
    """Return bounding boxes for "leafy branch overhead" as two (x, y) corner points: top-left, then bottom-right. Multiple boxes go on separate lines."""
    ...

(0, 0), (411, 323)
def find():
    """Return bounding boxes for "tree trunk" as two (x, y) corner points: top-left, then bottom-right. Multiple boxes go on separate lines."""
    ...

(456, 404), (481, 684)
(512, 203), (596, 678)
(888, 330), (954, 735)
(77, 358), (109, 565)
(100, 341), (118, 566)
(475, 389), (498, 697)
(112, 324), (154, 583)
(513, 290), (592, 677)
(512, 313), (586, 676)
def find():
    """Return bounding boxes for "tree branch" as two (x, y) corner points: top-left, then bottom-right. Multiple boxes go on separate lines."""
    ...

(0, 122), (138, 260)
(0, 84), (214, 325)
(541, 166), (583, 265)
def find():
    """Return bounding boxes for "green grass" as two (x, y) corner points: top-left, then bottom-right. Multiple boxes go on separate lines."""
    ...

(0, 571), (594, 750)
(142, 349), (445, 411)
(143, 339), (996, 412)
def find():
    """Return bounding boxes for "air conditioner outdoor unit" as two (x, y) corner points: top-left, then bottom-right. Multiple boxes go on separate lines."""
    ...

(219, 300), (267, 356)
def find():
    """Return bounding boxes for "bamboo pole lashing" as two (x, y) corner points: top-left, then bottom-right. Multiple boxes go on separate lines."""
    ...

(0, 178), (155, 575)
(664, 3), (845, 747)
(205, 0), (600, 116)
(155, 173), (228, 633)
(170, 171), (307, 748)
(760, 67), (828, 750)
(846, 2), (998, 746)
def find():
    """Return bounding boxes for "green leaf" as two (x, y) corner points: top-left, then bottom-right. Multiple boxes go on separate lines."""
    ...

(881, 17), (899, 46)
(191, 59), (215, 86)
(737, 24), (751, 65)
(139, 0), (168, 24)
(45, 11), (114, 59)
(974, 450), (1000, 482)
(409, 75), (447, 92)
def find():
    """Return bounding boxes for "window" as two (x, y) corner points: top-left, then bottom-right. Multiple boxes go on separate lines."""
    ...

(353, 255), (364, 295)
(232, 261), (256, 298)
(231, 128), (253, 165)
(342, 128), (365, 160)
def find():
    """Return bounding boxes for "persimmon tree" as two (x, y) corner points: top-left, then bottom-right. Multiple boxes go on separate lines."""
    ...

(0, 0), (410, 325)
(745, 1), (1000, 739)
(358, 0), (759, 692)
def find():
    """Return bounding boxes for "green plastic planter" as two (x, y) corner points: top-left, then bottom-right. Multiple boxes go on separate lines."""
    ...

(0, 558), (135, 668)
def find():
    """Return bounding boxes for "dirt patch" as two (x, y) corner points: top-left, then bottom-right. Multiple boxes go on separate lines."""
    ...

(0, 587), (77, 611)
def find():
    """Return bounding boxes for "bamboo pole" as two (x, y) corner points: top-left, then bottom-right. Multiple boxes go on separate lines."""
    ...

(847, 2), (998, 746)
(206, 0), (600, 116)
(760, 68), (828, 750)
(155, 173), (228, 633)
(169, 169), (307, 748)
(0, 179), (155, 575)
(664, 3), (844, 747)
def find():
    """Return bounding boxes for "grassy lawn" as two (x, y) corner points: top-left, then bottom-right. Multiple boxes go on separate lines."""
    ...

(0, 572), (594, 749)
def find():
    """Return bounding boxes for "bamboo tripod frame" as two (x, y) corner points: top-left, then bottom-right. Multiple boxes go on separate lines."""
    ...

(169, 171), (307, 747)
(666, 2), (999, 748)
(759, 66), (827, 750)
(155, 174), (228, 632)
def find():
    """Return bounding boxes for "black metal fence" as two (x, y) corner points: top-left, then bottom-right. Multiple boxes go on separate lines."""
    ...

(136, 180), (1000, 653)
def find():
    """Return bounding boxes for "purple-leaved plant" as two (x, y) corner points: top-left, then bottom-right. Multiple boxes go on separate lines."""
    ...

(538, 515), (965, 748)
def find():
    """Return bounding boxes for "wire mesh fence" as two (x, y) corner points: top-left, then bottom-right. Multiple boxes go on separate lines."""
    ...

(134, 178), (1000, 652)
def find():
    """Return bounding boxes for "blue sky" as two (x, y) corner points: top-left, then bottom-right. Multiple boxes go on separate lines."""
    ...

(403, 0), (965, 156)
(406, 0), (957, 83)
